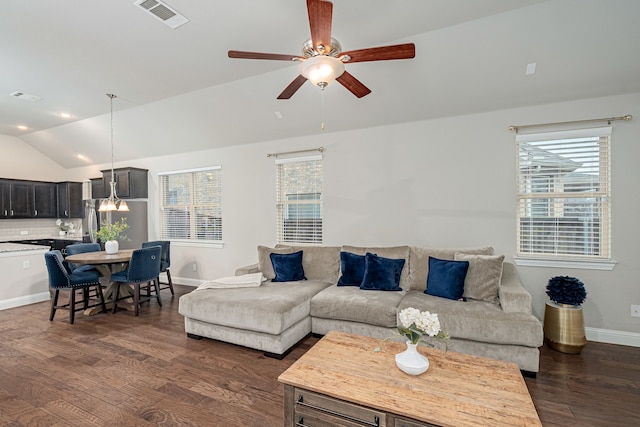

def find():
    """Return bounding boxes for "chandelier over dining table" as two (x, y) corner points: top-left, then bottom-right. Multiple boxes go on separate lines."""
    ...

(98, 93), (129, 212)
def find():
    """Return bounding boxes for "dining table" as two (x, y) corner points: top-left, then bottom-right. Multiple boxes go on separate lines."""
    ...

(64, 249), (135, 315)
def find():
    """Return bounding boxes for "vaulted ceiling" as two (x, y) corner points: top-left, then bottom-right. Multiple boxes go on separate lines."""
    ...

(3, 0), (639, 168)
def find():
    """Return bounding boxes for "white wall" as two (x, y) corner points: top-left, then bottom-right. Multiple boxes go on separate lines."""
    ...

(0, 134), (69, 180)
(12, 92), (640, 339)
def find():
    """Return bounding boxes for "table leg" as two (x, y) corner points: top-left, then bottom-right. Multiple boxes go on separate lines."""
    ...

(84, 263), (134, 315)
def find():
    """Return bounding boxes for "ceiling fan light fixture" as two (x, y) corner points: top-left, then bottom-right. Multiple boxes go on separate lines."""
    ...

(300, 55), (345, 88)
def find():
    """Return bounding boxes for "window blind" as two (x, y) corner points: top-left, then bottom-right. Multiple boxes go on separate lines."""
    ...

(159, 166), (222, 242)
(275, 155), (323, 244)
(516, 127), (611, 259)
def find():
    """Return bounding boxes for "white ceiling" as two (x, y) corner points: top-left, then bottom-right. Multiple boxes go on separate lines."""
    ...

(3, 0), (640, 168)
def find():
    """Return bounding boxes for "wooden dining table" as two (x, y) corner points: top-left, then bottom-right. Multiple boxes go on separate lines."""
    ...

(65, 249), (135, 315)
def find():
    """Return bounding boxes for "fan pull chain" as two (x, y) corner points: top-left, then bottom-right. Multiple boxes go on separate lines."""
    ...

(321, 90), (325, 130)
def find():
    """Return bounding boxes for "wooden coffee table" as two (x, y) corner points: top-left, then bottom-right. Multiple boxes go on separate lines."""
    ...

(278, 331), (541, 427)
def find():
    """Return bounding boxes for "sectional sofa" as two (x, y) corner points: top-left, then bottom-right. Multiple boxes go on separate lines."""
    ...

(178, 244), (544, 373)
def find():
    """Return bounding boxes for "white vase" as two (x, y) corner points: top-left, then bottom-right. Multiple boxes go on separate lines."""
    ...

(395, 341), (430, 375)
(59, 230), (66, 236)
(104, 240), (119, 254)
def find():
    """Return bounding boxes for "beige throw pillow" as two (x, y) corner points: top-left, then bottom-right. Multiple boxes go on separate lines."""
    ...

(454, 253), (505, 303)
(258, 245), (293, 280)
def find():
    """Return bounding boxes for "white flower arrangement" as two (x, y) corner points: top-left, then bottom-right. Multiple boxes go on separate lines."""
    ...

(55, 219), (75, 232)
(397, 307), (449, 345)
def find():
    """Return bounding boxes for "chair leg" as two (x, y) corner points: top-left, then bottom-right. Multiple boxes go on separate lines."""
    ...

(69, 288), (76, 325)
(82, 288), (89, 310)
(112, 283), (121, 314)
(50, 289), (59, 321)
(96, 284), (107, 314)
(134, 283), (140, 316)
(154, 279), (162, 307)
(166, 269), (174, 295)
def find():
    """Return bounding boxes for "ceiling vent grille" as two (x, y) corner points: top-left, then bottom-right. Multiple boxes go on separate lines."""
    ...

(9, 91), (43, 102)
(134, 0), (189, 29)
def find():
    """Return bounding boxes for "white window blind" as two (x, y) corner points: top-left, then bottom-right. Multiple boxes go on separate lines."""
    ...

(276, 155), (323, 244)
(516, 127), (611, 260)
(159, 166), (222, 242)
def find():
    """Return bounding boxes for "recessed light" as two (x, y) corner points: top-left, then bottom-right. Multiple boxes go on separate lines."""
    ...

(58, 112), (73, 118)
(77, 154), (88, 160)
(275, 111), (284, 119)
(526, 62), (537, 75)
(16, 125), (28, 130)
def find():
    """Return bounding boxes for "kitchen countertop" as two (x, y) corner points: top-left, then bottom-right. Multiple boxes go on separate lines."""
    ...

(0, 243), (52, 254)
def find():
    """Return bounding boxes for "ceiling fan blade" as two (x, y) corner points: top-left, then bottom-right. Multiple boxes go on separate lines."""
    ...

(336, 71), (371, 98)
(277, 75), (308, 99)
(340, 43), (416, 63)
(228, 50), (304, 61)
(307, 0), (332, 54)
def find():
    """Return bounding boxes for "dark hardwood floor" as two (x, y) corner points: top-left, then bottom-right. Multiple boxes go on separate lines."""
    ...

(1, 284), (638, 426)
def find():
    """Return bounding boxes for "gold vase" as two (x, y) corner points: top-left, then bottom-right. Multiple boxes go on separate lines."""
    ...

(543, 300), (587, 354)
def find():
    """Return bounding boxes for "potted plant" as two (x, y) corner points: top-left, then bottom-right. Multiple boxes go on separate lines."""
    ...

(543, 276), (588, 354)
(95, 218), (129, 254)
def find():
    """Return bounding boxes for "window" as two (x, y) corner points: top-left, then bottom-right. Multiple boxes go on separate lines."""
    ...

(516, 127), (610, 260)
(159, 167), (222, 243)
(276, 155), (322, 244)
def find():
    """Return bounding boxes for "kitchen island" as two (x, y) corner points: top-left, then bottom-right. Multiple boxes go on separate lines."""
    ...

(0, 243), (50, 310)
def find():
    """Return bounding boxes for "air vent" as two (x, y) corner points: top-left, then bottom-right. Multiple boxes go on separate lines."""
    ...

(9, 91), (43, 102)
(134, 0), (189, 29)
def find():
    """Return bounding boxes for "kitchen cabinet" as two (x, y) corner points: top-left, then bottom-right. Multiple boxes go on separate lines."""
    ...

(33, 182), (57, 218)
(8, 180), (33, 218)
(0, 180), (9, 218)
(96, 167), (148, 199)
(57, 181), (83, 218)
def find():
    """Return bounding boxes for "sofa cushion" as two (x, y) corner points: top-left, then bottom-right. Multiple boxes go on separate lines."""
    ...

(408, 246), (494, 291)
(276, 245), (341, 283)
(311, 285), (406, 328)
(455, 253), (505, 303)
(342, 245), (410, 290)
(337, 251), (366, 286)
(398, 291), (543, 348)
(271, 251), (306, 282)
(179, 280), (332, 335)
(425, 257), (469, 300)
(258, 245), (294, 280)
(360, 253), (404, 291)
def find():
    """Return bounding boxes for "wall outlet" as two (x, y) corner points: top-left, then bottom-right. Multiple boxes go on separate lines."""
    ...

(632, 305), (640, 318)
(20, 230), (28, 235)
(23, 260), (30, 269)
(192, 263), (197, 272)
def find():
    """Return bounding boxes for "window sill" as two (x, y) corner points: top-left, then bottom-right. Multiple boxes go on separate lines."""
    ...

(513, 257), (616, 271)
(170, 240), (224, 249)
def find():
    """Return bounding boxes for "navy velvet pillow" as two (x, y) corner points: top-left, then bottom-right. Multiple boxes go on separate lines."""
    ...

(425, 256), (469, 300)
(270, 251), (306, 282)
(337, 251), (366, 286)
(359, 252), (405, 291)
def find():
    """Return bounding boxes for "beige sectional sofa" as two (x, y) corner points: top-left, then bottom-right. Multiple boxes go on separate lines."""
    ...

(179, 244), (544, 373)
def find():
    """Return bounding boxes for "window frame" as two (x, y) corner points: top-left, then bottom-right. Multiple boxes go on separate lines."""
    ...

(515, 126), (613, 268)
(275, 154), (323, 245)
(158, 166), (223, 248)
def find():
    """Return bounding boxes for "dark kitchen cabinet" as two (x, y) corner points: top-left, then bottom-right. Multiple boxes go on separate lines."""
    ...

(98, 167), (148, 199)
(90, 177), (106, 199)
(33, 182), (57, 218)
(0, 180), (9, 218)
(57, 181), (83, 218)
(9, 180), (33, 218)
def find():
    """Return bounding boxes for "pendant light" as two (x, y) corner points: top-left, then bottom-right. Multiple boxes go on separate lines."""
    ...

(98, 94), (129, 212)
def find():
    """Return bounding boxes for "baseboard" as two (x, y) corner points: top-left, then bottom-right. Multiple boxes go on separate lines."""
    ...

(0, 292), (50, 311)
(586, 327), (640, 347)
(171, 277), (202, 287)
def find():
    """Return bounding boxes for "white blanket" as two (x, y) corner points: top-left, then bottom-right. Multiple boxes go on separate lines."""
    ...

(195, 272), (265, 290)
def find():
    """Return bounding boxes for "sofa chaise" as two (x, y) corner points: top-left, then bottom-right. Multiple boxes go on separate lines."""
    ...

(178, 244), (544, 373)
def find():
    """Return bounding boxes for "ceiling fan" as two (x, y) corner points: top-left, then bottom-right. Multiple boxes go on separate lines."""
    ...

(228, 0), (416, 100)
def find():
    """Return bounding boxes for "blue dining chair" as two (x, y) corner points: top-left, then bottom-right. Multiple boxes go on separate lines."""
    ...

(111, 245), (162, 316)
(45, 250), (106, 324)
(65, 243), (102, 275)
(142, 240), (173, 295)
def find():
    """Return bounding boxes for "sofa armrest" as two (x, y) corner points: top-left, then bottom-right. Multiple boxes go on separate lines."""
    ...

(499, 262), (532, 314)
(235, 263), (260, 276)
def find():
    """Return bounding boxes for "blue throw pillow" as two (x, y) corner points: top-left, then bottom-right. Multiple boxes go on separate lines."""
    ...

(337, 251), (366, 286)
(425, 256), (469, 300)
(360, 252), (405, 291)
(270, 251), (306, 282)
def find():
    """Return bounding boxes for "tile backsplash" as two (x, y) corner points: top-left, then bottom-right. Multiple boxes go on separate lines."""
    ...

(0, 218), (83, 241)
